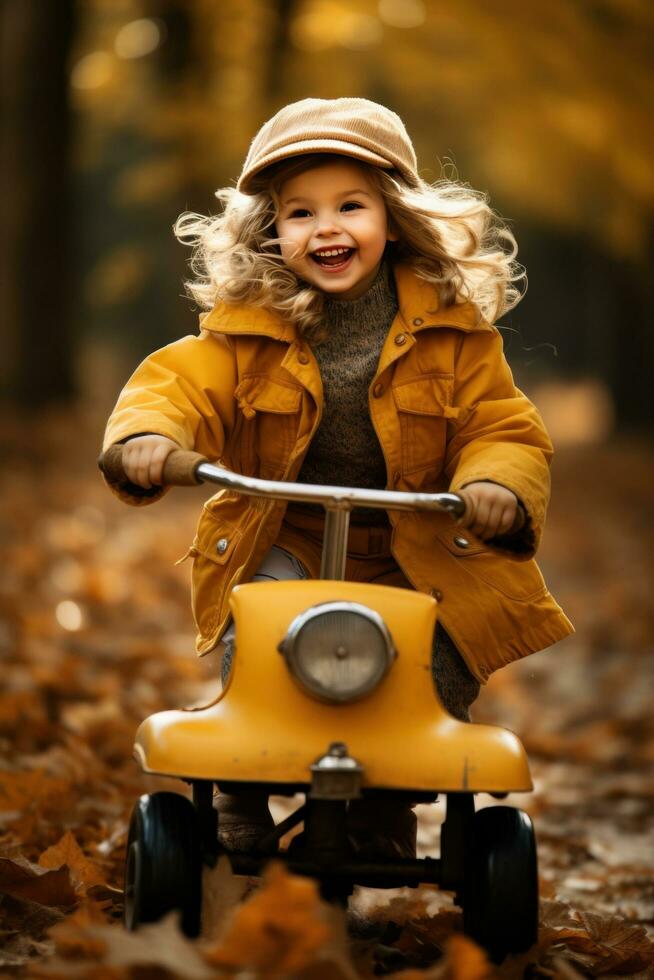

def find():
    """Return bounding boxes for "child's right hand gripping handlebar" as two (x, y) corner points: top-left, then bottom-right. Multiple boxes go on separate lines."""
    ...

(99, 445), (208, 490)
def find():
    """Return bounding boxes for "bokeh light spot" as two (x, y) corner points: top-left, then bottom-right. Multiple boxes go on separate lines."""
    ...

(55, 600), (84, 632)
(378, 0), (426, 29)
(340, 14), (383, 50)
(115, 18), (163, 60)
(70, 51), (113, 90)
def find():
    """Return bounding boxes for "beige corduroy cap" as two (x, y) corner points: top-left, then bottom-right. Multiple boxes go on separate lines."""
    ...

(237, 97), (420, 195)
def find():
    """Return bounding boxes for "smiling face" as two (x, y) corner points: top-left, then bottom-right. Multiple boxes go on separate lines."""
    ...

(275, 157), (397, 300)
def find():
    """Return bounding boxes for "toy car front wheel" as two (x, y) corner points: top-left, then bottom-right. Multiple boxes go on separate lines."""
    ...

(463, 805), (538, 962)
(124, 792), (202, 937)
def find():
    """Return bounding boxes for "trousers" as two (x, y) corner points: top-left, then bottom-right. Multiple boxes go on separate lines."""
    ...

(220, 507), (480, 721)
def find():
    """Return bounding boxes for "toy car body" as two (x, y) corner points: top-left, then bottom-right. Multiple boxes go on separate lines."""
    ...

(116, 455), (539, 962)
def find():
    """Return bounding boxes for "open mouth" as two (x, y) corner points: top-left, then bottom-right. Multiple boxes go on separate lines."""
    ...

(310, 247), (355, 271)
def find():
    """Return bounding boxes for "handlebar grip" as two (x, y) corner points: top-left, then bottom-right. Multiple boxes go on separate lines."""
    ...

(98, 445), (208, 487)
(162, 449), (209, 486)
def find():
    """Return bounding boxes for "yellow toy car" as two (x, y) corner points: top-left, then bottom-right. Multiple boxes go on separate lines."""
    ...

(101, 448), (538, 963)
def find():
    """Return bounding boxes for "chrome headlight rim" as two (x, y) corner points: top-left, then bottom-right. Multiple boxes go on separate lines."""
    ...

(279, 600), (396, 704)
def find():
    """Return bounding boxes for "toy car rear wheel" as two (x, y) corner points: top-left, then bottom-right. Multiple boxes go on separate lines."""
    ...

(463, 805), (538, 962)
(124, 792), (202, 937)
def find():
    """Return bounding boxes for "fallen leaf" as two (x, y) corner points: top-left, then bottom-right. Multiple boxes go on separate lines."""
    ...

(199, 854), (250, 941)
(48, 901), (109, 958)
(48, 911), (213, 978)
(0, 856), (77, 907)
(204, 861), (333, 976)
(38, 831), (107, 895)
(447, 933), (492, 980)
(571, 910), (654, 974)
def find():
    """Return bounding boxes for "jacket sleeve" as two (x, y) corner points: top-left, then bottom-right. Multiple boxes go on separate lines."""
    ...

(101, 330), (237, 506)
(444, 326), (553, 556)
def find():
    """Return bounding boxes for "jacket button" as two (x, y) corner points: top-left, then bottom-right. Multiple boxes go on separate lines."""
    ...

(394, 333), (407, 346)
(216, 537), (229, 555)
(373, 382), (384, 398)
(297, 351), (309, 365)
(430, 588), (443, 602)
(453, 535), (470, 549)
(412, 317), (423, 326)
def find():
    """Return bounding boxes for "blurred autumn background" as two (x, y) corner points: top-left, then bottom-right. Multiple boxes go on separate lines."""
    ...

(1, 1), (653, 977)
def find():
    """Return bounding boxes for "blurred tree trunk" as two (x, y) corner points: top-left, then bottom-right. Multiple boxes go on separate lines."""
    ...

(263, 0), (299, 100)
(0, 0), (76, 407)
(610, 248), (654, 431)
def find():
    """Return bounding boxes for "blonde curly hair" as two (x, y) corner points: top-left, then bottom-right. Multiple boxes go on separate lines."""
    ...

(174, 153), (525, 342)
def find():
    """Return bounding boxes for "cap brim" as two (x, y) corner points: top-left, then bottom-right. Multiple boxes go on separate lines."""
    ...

(237, 139), (397, 194)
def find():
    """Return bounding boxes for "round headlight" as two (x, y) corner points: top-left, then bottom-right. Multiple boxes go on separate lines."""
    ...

(279, 601), (395, 703)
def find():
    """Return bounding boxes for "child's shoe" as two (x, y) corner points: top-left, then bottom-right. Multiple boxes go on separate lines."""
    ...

(215, 789), (276, 853)
(347, 798), (417, 860)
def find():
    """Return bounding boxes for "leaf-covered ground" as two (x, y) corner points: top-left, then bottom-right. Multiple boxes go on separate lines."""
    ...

(0, 407), (652, 978)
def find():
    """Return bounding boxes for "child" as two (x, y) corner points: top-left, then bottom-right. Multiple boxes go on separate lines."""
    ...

(102, 97), (573, 859)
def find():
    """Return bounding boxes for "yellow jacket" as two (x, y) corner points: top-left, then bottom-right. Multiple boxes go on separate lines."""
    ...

(102, 263), (573, 682)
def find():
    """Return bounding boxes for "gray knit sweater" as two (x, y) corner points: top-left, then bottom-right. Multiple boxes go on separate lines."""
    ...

(297, 260), (397, 499)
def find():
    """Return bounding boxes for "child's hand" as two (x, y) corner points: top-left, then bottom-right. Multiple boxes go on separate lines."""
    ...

(457, 481), (520, 541)
(122, 435), (179, 489)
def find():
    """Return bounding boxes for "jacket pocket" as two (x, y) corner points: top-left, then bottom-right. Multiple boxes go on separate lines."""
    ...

(234, 374), (303, 478)
(436, 527), (548, 601)
(392, 374), (460, 476)
(188, 506), (243, 638)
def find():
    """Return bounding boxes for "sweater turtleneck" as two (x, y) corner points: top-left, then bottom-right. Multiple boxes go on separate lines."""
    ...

(321, 256), (397, 338)
(294, 260), (399, 518)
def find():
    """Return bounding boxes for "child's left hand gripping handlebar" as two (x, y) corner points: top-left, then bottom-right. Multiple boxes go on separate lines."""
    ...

(99, 446), (209, 489)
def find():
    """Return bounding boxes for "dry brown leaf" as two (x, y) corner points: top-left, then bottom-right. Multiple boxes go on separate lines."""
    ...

(571, 910), (654, 974)
(199, 854), (251, 941)
(539, 899), (588, 944)
(550, 956), (588, 979)
(390, 933), (491, 979)
(47, 912), (213, 978)
(395, 909), (463, 963)
(38, 831), (107, 895)
(0, 855), (77, 907)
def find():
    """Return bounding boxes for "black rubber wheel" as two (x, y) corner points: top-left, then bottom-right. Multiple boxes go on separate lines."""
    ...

(124, 792), (202, 937)
(463, 806), (538, 962)
(319, 878), (352, 908)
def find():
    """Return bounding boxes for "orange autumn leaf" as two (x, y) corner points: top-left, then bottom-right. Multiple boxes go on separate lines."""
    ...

(38, 830), (107, 893)
(204, 862), (332, 976)
(446, 933), (492, 980)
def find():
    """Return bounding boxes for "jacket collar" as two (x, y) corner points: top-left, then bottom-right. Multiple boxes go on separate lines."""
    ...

(200, 262), (490, 341)
(200, 301), (296, 343)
